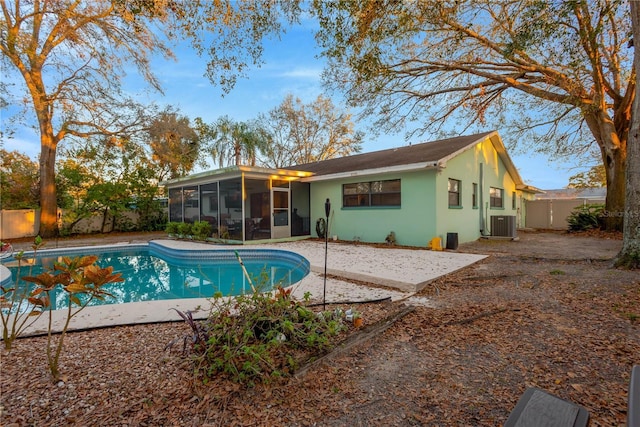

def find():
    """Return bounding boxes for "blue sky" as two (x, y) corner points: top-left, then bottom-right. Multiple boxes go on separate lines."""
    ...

(1, 18), (587, 190)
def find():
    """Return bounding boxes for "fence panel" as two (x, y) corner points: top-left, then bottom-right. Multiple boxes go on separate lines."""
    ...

(525, 199), (604, 230)
(0, 209), (40, 239)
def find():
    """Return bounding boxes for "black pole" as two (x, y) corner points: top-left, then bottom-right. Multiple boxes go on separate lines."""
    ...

(323, 198), (331, 311)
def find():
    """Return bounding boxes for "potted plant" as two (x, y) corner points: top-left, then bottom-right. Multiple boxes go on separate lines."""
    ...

(353, 311), (363, 328)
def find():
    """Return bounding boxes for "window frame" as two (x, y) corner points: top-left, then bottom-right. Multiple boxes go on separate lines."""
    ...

(342, 179), (401, 208)
(472, 183), (478, 208)
(448, 178), (462, 208)
(490, 187), (504, 208)
(512, 191), (517, 210)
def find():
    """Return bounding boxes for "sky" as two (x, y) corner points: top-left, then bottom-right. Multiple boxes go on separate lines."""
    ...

(1, 17), (590, 191)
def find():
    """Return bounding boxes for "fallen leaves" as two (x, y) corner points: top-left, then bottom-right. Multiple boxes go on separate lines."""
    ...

(1, 233), (638, 426)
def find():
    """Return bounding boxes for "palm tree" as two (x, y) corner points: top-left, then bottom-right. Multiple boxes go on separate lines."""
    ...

(211, 116), (270, 167)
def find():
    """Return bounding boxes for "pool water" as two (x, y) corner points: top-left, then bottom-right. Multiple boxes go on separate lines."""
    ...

(1, 243), (309, 311)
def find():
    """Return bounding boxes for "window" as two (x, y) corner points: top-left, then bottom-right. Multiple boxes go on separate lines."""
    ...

(472, 183), (478, 208)
(490, 187), (503, 208)
(512, 191), (517, 209)
(343, 179), (400, 207)
(448, 179), (461, 207)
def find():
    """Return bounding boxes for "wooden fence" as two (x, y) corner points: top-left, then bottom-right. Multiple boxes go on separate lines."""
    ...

(524, 199), (604, 230)
(0, 209), (141, 240)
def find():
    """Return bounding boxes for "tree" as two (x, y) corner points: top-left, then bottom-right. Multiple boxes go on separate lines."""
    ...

(311, 0), (633, 230)
(209, 116), (270, 167)
(259, 94), (363, 168)
(619, 1), (640, 268)
(0, 0), (300, 237)
(57, 138), (162, 234)
(0, 150), (39, 209)
(57, 141), (131, 234)
(147, 112), (200, 181)
(567, 165), (607, 189)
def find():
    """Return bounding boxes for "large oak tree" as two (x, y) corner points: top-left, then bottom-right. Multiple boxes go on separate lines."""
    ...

(623, 0), (640, 268)
(311, 0), (634, 232)
(259, 94), (363, 168)
(147, 111), (200, 181)
(0, 0), (299, 237)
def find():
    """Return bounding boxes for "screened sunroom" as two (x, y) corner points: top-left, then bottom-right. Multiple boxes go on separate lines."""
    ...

(164, 166), (312, 242)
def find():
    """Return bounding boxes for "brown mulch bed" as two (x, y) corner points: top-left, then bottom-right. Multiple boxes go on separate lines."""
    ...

(1, 232), (639, 426)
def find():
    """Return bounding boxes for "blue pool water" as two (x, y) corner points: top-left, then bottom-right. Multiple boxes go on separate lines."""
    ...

(1, 242), (310, 310)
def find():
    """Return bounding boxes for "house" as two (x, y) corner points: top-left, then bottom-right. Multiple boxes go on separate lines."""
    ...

(163, 130), (539, 246)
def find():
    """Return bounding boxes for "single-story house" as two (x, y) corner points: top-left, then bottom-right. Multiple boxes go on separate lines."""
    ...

(163, 130), (539, 246)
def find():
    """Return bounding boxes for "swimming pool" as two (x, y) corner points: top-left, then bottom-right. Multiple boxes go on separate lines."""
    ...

(1, 242), (310, 310)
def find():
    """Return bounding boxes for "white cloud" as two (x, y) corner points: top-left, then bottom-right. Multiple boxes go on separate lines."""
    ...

(278, 67), (322, 79)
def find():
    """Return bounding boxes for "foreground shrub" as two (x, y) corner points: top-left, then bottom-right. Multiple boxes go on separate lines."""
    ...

(165, 221), (180, 235)
(169, 283), (344, 386)
(191, 221), (213, 240)
(176, 222), (192, 237)
(567, 204), (604, 232)
(21, 256), (123, 381)
(1, 236), (45, 351)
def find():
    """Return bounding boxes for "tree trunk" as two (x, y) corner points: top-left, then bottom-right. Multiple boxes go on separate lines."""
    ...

(586, 112), (627, 232)
(617, 1), (640, 268)
(39, 136), (58, 239)
(602, 146), (627, 231)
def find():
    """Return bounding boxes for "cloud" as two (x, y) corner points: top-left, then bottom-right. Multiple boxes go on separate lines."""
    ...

(278, 67), (322, 79)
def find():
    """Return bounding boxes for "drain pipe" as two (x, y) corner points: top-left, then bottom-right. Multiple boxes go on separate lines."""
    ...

(479, 163), (489, 236)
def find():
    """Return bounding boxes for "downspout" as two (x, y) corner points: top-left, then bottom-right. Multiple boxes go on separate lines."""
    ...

(479, 163), (489, 236)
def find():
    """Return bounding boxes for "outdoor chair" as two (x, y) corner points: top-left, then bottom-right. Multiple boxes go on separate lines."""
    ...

(504, 387), (589, 427)
(630, 365), (640, 427)
(245, 218), (256, 240)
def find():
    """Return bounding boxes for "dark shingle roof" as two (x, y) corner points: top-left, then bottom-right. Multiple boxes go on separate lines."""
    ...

(288, 132), (494, 176)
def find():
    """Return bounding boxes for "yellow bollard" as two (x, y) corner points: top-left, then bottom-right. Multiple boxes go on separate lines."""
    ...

(427, 237), (443, 251)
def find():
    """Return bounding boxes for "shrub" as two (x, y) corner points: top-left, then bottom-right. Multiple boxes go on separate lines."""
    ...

(165, 221), (180, 235)
(176, 222), (192, 237)
(21, 255), (122, 381)
(191, 221), (213, 240)
(168, 281), (344, 386)
(567, 204), (604, 232)
(2, 239), (122, 381)
(1, 236), (46, 351)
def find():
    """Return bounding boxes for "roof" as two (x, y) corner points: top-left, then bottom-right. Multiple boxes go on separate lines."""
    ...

(288, 132), (495, 177)
(536, 188), (606, 200)
(287, 131), (538, 192)
(163, 131), (539, 192)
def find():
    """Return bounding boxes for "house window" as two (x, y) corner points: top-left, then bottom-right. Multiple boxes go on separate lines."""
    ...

(472, 183), (478, 208)
(490, 187), (503, 208)
(343, 179), (401, 207)
(512, 191), (517, 209)
(448, 179), (461, 207)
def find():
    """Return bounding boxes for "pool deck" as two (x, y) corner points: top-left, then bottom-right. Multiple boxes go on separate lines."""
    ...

(2, 238), (486, 336)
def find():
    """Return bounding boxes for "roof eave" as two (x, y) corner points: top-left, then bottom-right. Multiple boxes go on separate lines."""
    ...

(516, 184), (545, 194)
(301, 162), (439, 182)
(162, 165), (312, 187)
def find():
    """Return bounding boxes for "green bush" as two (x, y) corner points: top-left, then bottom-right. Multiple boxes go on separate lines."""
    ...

(169, 282), (344, 386)
(191, 221), (213, 240)
(165, 221), (180, 235)
(176, 222), (192, 237)
(567, 204), (604, 232)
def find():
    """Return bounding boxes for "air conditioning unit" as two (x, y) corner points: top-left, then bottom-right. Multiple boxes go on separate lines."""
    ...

(491, 215), (517, 237)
